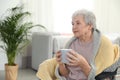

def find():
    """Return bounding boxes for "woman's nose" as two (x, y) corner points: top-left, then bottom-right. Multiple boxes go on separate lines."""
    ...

(73, 25), (77, 29)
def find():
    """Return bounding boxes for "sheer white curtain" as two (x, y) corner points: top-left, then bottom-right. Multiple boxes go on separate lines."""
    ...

(53, 0), (120, 33)
(22, 0), (94, 33)
(22, 0), (54, 32)
(21, 0), (120, 33)
(94, 0), (120, 33)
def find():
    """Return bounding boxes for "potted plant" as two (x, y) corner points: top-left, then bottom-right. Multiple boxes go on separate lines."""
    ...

(0, 5), (45, 80)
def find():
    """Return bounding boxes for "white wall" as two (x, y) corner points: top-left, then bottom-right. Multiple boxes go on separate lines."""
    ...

(0, 0), (20, 17)
(0, 0), (20, 70)
(0, 48), (7, 70)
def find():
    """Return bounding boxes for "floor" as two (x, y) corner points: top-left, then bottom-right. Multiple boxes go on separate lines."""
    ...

(0, 69), (39, 80)
(0, 68), (120, 80)
(116, 68), (120, 80)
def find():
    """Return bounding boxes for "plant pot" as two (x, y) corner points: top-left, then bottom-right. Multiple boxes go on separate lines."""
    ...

(5, 64), (18, 80)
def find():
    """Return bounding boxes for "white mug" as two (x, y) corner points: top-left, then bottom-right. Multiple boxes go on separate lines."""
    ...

(60, 49), (71, 64)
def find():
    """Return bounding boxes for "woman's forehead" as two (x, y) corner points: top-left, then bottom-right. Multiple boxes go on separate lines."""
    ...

(72, 15), (84, 22)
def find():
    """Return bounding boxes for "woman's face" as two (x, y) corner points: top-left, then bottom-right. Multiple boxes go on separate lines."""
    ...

(72, 15), (91, 38)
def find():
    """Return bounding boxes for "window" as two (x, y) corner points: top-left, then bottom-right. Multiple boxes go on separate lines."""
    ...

(52, 0), (94, 33)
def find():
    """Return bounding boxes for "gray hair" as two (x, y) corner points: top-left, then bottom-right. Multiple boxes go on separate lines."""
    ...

(72, 9), (96, 29)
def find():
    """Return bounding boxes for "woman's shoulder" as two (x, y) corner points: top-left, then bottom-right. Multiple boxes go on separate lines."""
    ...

(101, 34), (113, 46)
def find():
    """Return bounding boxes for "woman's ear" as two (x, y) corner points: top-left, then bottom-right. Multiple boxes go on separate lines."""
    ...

(88, 24), (93, 31)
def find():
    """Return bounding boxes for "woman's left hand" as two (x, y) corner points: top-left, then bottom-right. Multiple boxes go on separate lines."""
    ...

(67, 49), (88, 67)
(67, 49), (91, 76)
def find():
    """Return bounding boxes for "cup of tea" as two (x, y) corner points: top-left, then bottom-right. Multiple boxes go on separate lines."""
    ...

(60, 49), (71, 64)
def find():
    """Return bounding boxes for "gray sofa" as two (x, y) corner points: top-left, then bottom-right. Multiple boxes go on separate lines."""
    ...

(32, 32), (53, 70)
(31, 32), (120, 71)
(31, 32), (72, 70)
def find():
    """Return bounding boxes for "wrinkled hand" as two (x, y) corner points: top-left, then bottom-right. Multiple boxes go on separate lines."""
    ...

(55, 50), (63, 65)
(55, 50), (69, 77)
(67, 50), (88, 67)
(67, 50), (91, 76)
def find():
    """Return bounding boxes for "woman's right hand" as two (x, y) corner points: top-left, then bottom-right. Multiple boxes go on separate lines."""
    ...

(55, 50), (62, 64)
(55, 50), (69, 77)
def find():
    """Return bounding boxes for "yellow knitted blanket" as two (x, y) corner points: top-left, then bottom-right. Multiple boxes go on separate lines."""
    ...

(95, 35), (119, 75)
(36, 35), (119, 80)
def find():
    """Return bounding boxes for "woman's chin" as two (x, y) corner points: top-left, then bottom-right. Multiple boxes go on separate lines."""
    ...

(74, 34), (79, 38)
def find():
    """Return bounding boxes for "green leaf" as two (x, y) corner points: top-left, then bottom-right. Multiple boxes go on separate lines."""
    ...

(0, 4), (46, 65)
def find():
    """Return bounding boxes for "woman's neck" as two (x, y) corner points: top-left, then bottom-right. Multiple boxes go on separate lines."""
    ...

(79, 31), (93, 43)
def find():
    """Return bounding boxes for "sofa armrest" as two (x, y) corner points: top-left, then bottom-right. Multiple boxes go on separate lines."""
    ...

(32, 32), (53, 70)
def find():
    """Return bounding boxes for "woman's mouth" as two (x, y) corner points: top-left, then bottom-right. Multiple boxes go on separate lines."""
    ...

(73, 31), (78, 33)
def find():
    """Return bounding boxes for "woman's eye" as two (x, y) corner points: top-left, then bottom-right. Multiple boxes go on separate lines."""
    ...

(72, 23), (74, 25)
(77, 23), (80, 25)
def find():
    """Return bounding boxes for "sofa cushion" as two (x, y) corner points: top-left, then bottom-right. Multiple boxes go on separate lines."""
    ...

(104, 33), (120, 46)
(53, 33), (120, 54)
(53, 35), (72, 53)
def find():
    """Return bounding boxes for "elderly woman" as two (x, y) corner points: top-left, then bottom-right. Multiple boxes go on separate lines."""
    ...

(36, 9), (120, 80)
(55, 9), (120, 80)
